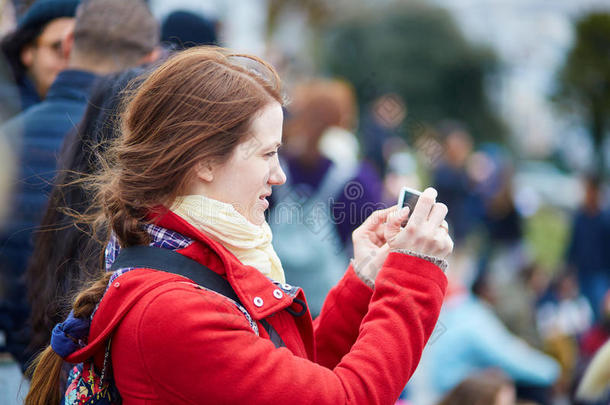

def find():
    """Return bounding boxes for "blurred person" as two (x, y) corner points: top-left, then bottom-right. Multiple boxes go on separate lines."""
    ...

(566, 174), (610, 321)
(360, 93), (406, 176)
(0, 0), (159, 370)
(475, 160), (524, 280)
(25, 47), (453, 405)
(506, 262), (553, 348)
(436, 370), (516, 405)
(432, 121), (480, 246)
(0, 0), (78, 120)
(481, 165), (522, 246)
(269, 79), (384, 315)
(161, 9), (218, 50)
(472, 146), (529, 342)
(407, 256), (559, 405)
(580, 290), (610, 360)
(24, 67), (148, 369)
(382, 146), (421, 206)
(536, 272), (593, 395)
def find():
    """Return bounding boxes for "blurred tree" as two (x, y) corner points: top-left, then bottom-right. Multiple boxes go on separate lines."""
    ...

(319, 3), (506, 144)
(554, 12), (610, 175)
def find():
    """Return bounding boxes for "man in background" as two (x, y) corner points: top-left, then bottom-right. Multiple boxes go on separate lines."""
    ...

(566, 174), (610, 321)
(0, 0), (160, 369)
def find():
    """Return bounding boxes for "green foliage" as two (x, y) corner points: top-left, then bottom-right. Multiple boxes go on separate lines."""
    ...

(319, 3), (506, 144)
(554, 12), (610, 173)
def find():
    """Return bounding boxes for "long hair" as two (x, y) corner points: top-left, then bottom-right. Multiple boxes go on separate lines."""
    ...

(25, 46), (282, 405)
(92, 47), (282, 247)
(25, 67), (149, 361)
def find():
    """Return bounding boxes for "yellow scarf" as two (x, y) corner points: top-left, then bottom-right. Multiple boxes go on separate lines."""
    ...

(171, 195), (286, 283)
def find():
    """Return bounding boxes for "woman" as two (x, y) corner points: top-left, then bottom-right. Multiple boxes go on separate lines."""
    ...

(26, 47), (453, 404)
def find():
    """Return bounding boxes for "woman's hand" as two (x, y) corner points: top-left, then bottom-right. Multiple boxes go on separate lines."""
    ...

(385, 187), (453, 259)
(352, 206), (396, 283)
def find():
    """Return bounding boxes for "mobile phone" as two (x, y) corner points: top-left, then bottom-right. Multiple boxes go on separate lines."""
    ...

(397, 186), (422, 213)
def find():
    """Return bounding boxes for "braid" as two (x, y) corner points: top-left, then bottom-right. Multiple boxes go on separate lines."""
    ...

(25, 272), (114, 405)
(72, 272), (114, 318)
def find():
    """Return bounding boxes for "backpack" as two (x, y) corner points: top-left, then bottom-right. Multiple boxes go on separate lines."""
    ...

(63, 246), (286, 405)
(268, 159), (358, 315)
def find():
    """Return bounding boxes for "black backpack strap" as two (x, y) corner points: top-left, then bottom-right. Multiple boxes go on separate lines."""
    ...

(110, 245), (285, 348)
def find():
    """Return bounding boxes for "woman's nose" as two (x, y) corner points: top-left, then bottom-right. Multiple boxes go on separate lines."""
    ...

(269, 164), (286, 186)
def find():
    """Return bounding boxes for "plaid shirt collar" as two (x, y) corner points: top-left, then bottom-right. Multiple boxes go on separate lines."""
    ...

(104, 223), (194, 271)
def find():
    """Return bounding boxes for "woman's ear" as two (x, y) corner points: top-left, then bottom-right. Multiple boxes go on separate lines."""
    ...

(195, 161), (214, 183)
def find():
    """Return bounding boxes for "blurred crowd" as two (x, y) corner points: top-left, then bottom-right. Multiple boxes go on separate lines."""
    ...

(0, 0), (609, 404)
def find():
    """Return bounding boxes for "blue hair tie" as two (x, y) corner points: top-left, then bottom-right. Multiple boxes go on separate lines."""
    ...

(50, 311), (90, 358)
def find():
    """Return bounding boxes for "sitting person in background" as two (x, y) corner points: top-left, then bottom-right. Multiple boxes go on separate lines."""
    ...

(536, 271), (593, 396)
(407, 253), (559, 405)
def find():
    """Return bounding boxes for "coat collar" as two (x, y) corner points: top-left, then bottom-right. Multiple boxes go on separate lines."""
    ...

(153, 209), (305, 320)
(45, 69), (98, 103)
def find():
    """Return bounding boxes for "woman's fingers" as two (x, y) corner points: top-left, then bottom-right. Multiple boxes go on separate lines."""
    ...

(427, 202), (448, 230)
(385, 206), (410, 242)
(353, 206), (395, 240)
(366, 206), (396, 230)
(437, 228), (454, 258)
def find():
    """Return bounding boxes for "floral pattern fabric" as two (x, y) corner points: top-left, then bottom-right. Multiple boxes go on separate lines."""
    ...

(64, 363), (120, 405)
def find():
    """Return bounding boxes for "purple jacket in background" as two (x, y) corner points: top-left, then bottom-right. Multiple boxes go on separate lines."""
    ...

(270, 154), (385, 247)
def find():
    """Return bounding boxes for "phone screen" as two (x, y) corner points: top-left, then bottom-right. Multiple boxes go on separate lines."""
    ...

(397, 186), (422, 213)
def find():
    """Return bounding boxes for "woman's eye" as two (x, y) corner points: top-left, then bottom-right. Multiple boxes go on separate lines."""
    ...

(265, 151), (277, 157)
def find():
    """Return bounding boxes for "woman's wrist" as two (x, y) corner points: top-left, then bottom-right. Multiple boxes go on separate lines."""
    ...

(390, 249), (448, 273)
(350, 259), (376, 289)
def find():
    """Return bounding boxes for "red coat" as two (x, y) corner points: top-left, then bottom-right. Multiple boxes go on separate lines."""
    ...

(67, 210), (447, 404)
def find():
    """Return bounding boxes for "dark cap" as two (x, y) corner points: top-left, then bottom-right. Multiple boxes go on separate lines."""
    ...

(161, 10), (218, 50)
(18, 0), (80, 32)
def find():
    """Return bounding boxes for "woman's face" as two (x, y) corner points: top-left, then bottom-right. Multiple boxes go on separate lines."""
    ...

(194, 102), (286, 225)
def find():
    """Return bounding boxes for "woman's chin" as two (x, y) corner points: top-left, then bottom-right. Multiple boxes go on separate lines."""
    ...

(247, 203), (267, 226)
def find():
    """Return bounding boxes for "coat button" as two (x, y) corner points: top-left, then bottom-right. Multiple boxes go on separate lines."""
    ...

(113, 282), (120, 288)
(282, 283), (291, 290)
(273, 289), (283, 299)
(253, 297), (264, 307)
